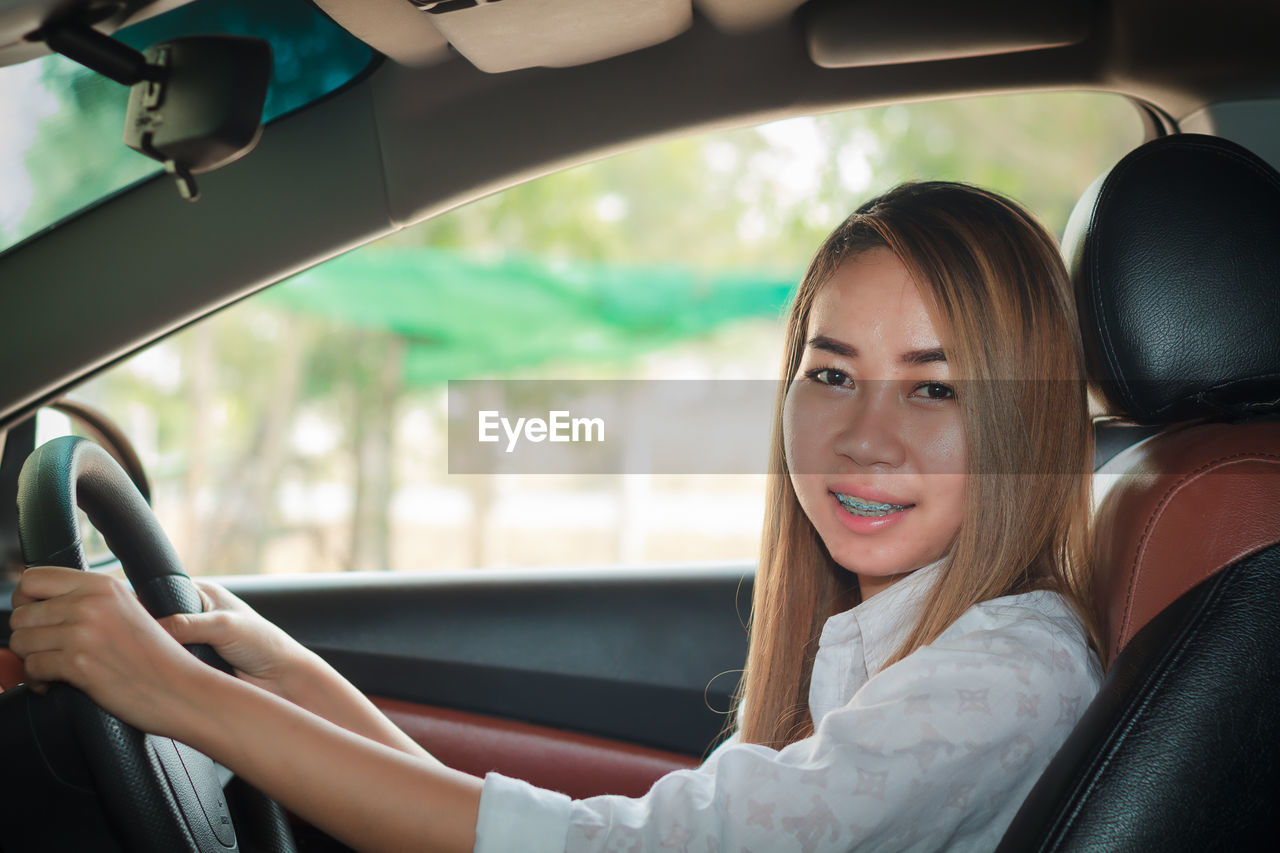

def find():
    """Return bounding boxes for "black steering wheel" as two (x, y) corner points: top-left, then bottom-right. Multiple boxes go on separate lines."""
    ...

(0, 436), (296, 852)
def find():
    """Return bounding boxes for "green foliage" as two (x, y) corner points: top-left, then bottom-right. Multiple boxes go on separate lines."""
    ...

(263, 249), (796, 385)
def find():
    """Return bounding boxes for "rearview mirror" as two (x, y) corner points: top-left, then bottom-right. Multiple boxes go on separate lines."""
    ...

(40, 21), (272, 202)
(123, 36), (272, 200)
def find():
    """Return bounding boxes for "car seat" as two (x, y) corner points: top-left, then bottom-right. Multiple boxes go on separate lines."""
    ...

(996, 133), (1280, 851)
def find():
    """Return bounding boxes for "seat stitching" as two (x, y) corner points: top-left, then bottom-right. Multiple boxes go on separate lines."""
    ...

(1148, 371), (1280, 416)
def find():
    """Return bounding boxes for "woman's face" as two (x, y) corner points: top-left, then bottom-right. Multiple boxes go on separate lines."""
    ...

(784, 247), (967, 599)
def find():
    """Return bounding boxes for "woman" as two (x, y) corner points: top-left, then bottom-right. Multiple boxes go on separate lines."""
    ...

(8, 181), (1101, 852)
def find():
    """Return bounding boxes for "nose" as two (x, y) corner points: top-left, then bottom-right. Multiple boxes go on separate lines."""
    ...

(832, 380), (907, 468)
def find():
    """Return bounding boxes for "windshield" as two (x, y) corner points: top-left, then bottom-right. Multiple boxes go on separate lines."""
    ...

(0, 0), (373, 253)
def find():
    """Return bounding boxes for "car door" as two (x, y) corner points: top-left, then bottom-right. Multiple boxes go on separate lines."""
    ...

(220, 563), (752, 798)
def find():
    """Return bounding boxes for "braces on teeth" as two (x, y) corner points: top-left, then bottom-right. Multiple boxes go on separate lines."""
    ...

(835, 493), (908, 516)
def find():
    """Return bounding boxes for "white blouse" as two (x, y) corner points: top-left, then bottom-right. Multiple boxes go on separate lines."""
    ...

(473, 561), (1102, 852)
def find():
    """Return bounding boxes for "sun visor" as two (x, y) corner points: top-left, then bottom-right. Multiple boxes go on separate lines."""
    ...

(414, 0), (691, 73)
(806, 0), (1088, 68)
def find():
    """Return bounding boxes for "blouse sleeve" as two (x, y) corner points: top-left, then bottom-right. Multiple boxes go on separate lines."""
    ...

(473, 607), (1099, 853)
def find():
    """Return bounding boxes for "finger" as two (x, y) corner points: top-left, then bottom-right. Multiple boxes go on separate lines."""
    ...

(11, 567), (75, 607)
(13, 566), (102, 606)
(194, 585), (215, 613)
(158, 610), (233, 646)
(21, 649), (71, 686)
(21, 647), (101, 690)
(9, 598), (73, 631)
(157, 612), (200, 643)
(8, 623), (71, 659)
(192, 580), (247, 612)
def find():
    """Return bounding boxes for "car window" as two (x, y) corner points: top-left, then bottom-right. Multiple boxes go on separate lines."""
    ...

(55, 92), (1142, 576)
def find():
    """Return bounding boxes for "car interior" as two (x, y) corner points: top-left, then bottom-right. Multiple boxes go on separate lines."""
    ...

(0, 0), (1278, 850)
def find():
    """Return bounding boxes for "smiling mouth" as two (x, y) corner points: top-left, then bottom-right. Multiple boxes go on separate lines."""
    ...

(833, 492), (914, 517)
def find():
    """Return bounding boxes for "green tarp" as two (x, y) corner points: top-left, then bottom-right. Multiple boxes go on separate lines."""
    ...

(263, 248), (800, 386)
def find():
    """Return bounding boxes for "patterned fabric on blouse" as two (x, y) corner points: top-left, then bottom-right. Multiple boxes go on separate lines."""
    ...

(472, 560), (1102, 853)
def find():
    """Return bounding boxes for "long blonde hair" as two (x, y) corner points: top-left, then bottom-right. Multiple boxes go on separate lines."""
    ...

(737, 181), (1097, 749)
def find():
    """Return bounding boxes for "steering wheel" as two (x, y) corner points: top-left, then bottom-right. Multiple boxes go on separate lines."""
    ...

(0, 436), (296, 852)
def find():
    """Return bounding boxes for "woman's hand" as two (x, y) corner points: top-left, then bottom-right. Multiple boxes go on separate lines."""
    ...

(7, 566), (209, 737)
(11, 567), (481, 852)
(164, 583), (438, 760)
(158, 579), (314, 700)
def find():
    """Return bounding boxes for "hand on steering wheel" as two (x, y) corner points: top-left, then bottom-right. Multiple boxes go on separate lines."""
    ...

(1, 436), (296, 853)
(11, 566), (210, 733)
(160, 579), (315, 701)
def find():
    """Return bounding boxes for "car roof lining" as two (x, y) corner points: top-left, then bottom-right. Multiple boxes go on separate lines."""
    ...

(1, 0), (1278, 427)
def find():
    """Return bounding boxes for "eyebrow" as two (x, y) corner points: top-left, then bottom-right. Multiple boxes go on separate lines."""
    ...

(806, 335), (947, 366)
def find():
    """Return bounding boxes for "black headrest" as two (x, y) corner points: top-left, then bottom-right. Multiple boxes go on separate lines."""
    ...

(1065, 134), (1280, 425)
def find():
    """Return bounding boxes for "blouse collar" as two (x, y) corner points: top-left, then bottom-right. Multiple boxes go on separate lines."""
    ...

(819, 556), (947, 679)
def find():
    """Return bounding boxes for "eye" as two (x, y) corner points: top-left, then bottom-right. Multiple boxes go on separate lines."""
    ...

(805, 367), (852, 388)
(913, 382), (956, 400)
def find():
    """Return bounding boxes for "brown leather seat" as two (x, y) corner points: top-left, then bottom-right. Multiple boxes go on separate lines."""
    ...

(998, 134), (1280, 851)
(1092, 420), (1280, 667)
